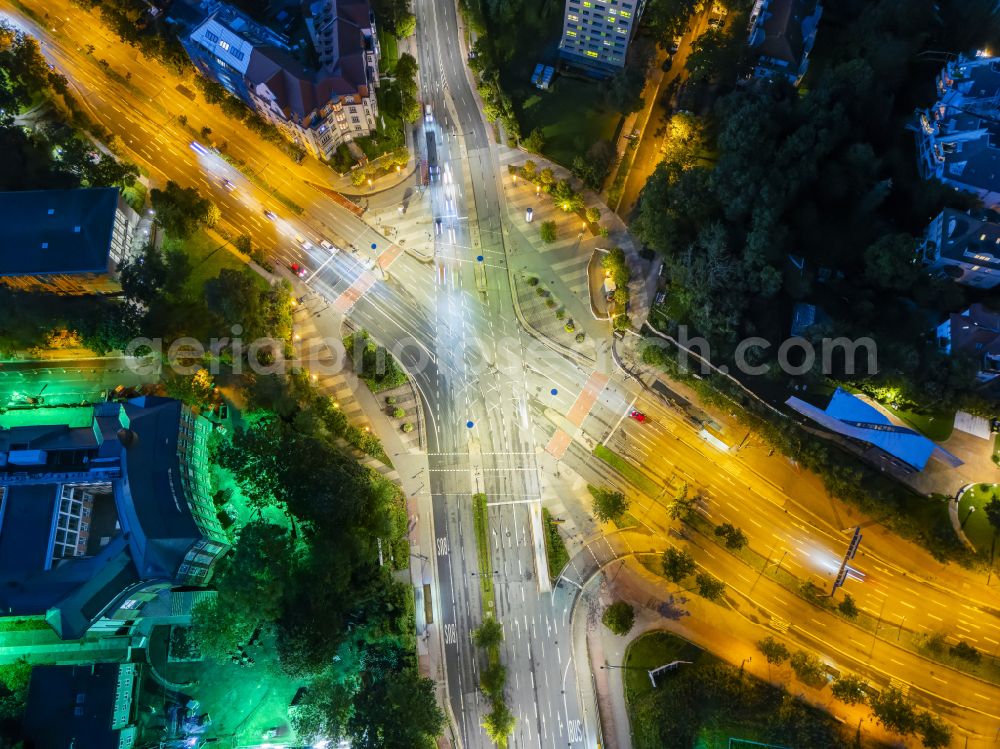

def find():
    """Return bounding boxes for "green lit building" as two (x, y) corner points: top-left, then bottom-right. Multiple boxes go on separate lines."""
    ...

(0, 397), (229, 639)
(557, 0), (645, 78)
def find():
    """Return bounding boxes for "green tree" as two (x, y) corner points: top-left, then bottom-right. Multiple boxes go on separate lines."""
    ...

(869, 688), (919, 736)
(205, 201), (221, 227)
(395, 11), (416, 37)
(601, 601), (635, 635)
(694, 573), (725, 601)
(521, 160), (537, 181)
(540, 220), (557, 243)
(522, 127), (545, 153)
(789, 650), (824, 684)
(191, 596), (257, 662)
(714, 522), (747, 550)
(950, 641), (981, 663)
(756, 636), (790, 665)
(234, 233), (252, 254)
(149, 180), (212, 238)
(984, 496), (1000, 536)
(916, 712), (952, 749)
(831, 674), (868, 706)
(603, 65), (646, 114)
(473, 617), (504, 650)
(837, 593), (859, 619)
(667, 494), (695, 522)
(591, 487), (629, 523)
(348, 666), (444, 749)
(586, 206), (601, 224)
(479, 661), (506, 698)
(482, 698), (516, 748)
(538, 167), (555, 188)
(863, 234), (920, 291)
(661, 548), (696, 583)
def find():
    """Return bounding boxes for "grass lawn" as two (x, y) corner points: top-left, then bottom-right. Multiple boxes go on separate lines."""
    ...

(379, 28), (399, 73)
(888, 405), (955, 442)
(593, 444), (663, 498)
(958, 483), (999, 554)
(472, 493), (496, 616)
(542, 507), (569, 580)
(519, 79), (622, 167)
(623, 631), (704, 704)
(164, 231), (257, 298)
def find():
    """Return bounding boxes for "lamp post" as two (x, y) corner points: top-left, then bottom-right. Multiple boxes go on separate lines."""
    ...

(961, 505), (976, 528)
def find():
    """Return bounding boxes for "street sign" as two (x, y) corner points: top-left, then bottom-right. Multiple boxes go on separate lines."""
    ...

(832, 527), (863, 592)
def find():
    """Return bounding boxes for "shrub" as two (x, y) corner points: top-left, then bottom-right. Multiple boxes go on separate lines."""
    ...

(545, 298), (557, 309)
(601, 601), (635, 636)
(386, 396), (397, 405)
(392, 407), (406, 419)
(527, 276), (540, 286)
(402, 423), (414, 433)
(575, 332), (585, 343)
(536, 286), (547, 297)
(555, 308), (566, 320)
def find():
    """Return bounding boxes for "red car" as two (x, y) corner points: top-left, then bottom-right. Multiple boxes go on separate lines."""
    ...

(290, 263), (308, 278)
(629, 410), (646, 423)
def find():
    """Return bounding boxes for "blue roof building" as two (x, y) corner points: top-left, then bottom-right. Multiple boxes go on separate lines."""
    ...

(0, 397), (229, 639)
(0, 187), (140, 295)
(786, 388), (962, 472)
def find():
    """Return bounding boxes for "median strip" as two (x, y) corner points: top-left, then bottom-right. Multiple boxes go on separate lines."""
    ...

(472, 492), (496, 616)
(593, 444), (663, 498)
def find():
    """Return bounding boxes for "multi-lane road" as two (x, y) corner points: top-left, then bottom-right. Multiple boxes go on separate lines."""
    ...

(9, 0), (1000, 746)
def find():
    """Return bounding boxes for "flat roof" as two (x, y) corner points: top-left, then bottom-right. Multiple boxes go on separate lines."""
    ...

(0, 484), (57, 578)
(0, 187), (119, 276)
(0, 406), (96, 430)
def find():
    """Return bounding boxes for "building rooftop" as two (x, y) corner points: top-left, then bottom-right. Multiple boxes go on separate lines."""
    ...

(0, 397), (228, 638)
(786, 389), (961, 471)
(0, 188), (120, 276)
(933, 208), (1000, 272)
(23, 664), (137, 749)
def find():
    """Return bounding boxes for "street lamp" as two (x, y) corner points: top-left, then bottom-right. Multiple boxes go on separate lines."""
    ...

(962, 505), (977, 528)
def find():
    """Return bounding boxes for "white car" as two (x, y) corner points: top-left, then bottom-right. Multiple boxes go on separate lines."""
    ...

(525, 207), (534, 223)
(434, 218), (442, 236)
(263, 210), (277, 221)
(320, 239), (338, 253)
(425, 104), (433, 123)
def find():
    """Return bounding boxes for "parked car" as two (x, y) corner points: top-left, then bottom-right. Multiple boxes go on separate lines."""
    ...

(434, 218), (442, 236)
(425, 104), (433, 123)
(525, 207), (534, 223)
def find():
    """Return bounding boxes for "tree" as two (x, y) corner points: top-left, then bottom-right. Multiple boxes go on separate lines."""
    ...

(667, 494), (695, 522)
(789, 650), (823, 684)
(191, 596), (257, 662)
(347, 666), (444, 749)
(661, 548), (696, 583)
(540, 220), (557, 243)
(831, 674), (868, 705)
(863, 234), (920, 291)
(204, 201), (221, 227)
(756, 636), (790, 665)
(950, 640), (981, 663)
(165, 369), (215, 407)
(601, 601), (635, 636)
(521, 160), (537, 181)
(234, 233), (252, 254)
(552, 179), (585, 212)
(916, 712), (952, 749)
(694, 573), (725, 601)
(479, 661), (506, 698)
(591, 487), (628, 523)
(482, 698), (516, 748)
(538, 167), (555, 188)
(837, 593), (859, 619)
(473, 617), (504, 650)
(586, 207), (601, 224)
(149, 180), (211, 238)
(714, 522), (747, 550)
(984, 496), (1000, 536)
(394, 11), (416, 37)
(603, 65), (645, 114)
(869, 688), (919, 735)
(522, 127), (545, 153)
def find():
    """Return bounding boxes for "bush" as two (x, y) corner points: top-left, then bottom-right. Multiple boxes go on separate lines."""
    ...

(950, 641), (981, 663)
(402, 422), (414, 433)
(540, 220), (557, 243)
(526, 276), (540, 286)
(601, 601), (635, 636)
(545, 298), (556, 309)
(555, 308), (566, 320)
(392, 407), (406, 419)
(536, 286), (547, 297)
(575, 332), (585, 343)
(386, 396), (397, 405)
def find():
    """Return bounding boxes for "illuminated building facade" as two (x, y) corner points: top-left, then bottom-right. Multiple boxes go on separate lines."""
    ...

(557, 0), (645, 78)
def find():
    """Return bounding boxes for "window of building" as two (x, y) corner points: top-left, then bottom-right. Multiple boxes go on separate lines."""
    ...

(352, 116), (360, 123)
(231, 48), (244, 61)
(205, 30), (219, 44)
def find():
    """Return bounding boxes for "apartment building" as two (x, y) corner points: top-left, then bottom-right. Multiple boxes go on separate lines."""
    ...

(0, 398), (230, 639)
(558, 0), (645, 78)
(0, 187), (140, 295)
(173, 0), (380, 160)
(911, 53), (1000, 207)
(746, 0), (822, 86)
(921, 207), (1000, 289)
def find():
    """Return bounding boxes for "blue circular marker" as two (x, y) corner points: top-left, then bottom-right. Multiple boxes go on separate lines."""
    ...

(466, 420), (475, 428)
(550, 388), (558, 396)
(371, 242), (377, 250)
(477, 255), (484, 262)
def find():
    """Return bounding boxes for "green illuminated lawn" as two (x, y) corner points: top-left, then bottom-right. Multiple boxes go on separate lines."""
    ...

(164, 231), (258, 298)
(623, 631), (703, 703)
(593, 444), (663, 498)
(958, 483), (999, 553)
(520, 79), (622, 168)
